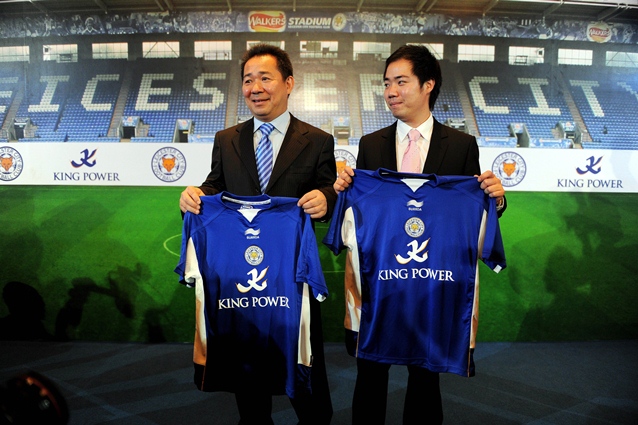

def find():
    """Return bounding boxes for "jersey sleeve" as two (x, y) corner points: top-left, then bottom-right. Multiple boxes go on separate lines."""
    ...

(322, 191), (348, 255)
(174, 215), (208, 366)
(174, 212), (201, 287)
(479, 197), (507, 273)
(325, 202), (363, 355)
(298, 212), (329, 301)
(342, 207), (362, 333)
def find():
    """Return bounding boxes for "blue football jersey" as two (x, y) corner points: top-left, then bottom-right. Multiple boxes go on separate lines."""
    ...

(323, 168), (506, 377)
(175, 192), (328, 397)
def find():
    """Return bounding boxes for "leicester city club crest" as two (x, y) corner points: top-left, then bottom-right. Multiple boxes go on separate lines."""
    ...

(492, 151), (526, 187)
(244, 245), (264, 266)
(404, 217), (425, 238)
(334, 148), (356, 177)
(151, 147), (186, 183)
(0, 146), (24, 182)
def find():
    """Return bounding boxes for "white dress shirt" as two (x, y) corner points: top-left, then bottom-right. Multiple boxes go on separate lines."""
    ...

(253, 111), (292, 164)
(395, 114), (434, 172)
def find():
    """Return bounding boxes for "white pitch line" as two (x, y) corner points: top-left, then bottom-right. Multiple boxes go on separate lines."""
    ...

(163, 234), (182, 257)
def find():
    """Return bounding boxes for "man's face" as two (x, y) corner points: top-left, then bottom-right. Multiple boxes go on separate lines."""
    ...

(242, 54), (294, 122)
(383, 58), (433, 128)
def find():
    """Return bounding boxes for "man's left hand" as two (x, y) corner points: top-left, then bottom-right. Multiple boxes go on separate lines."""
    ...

(298, 189), (328, 219)
(476, 170), (505, 206)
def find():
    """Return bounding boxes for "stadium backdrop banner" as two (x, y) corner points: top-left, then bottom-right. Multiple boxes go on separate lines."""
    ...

(0, 11), (636, 45)
(1, 143), (637, 193)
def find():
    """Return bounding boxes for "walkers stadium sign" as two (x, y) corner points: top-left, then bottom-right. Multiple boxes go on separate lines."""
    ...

(587, 22), (612, 43)
(247, 11), (348, 32)
(248, 11), (286, 32)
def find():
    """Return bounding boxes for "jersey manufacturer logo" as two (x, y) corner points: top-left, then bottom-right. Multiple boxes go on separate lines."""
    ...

(236, 267), (269, 293)
(492, 151), (526, 187)
(0, 146), (24, 182)
(407, 199), (423, 211)
(404, 217), (425, 237)
(151, 147), (186, 183)
(395, 239), (430, 265)
(245, 228), (260, 236)
(244, 245), (264, 265)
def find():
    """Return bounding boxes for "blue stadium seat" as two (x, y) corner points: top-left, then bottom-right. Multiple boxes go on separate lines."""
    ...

(565, 67), (638, 148)
(461, 62), (573, 140)
(123, 58), (229, 142)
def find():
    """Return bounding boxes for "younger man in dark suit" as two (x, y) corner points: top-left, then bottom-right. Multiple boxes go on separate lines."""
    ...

(179, 44), (335, 425)
(333, 44), (506, 424)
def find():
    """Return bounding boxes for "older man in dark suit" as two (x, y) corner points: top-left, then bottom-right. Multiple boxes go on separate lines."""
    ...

(334, 44), (506, 424)
(180, 44), (335, 425)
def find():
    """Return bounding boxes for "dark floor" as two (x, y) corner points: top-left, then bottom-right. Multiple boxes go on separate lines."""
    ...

(1, 340), (637, 424)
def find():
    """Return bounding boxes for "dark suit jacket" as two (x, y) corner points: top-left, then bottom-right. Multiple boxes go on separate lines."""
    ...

(199, 115), (338, 220)
(356, 118), (506, 214)
(357, 118), (480, 176)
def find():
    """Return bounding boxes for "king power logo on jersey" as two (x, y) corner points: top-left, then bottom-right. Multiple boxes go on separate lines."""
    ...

(218, 267), (291, 310)
(217, 245), (290, 310)
(236, 267), (269, 293)
(378, 217), (455, 283)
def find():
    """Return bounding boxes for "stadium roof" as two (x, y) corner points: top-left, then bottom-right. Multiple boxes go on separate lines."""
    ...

(0, 0), (637, 24)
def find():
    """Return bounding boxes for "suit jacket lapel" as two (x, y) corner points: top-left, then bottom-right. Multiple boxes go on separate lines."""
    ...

(267, 115), (308, 191)
(380, 123), (399, 171)
(423, 118), (448, 174)
(234, 119), (261, 188)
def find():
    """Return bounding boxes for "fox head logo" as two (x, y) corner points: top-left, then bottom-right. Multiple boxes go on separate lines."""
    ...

(502, 160), (516, 176)
(162, 156), (176, 172)
(493, 151), (526, 188)
(1, 156), (13, 171)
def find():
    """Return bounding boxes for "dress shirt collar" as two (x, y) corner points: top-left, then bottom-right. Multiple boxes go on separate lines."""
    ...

(396, 114), (434, 144)
(253, 111), (291, 137)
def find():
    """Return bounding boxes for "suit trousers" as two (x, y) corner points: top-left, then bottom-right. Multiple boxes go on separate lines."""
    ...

(235, 296), (333, 425)
(352, 358), (443, 425)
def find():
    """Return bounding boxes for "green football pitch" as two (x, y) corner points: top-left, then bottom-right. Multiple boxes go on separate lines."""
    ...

(1, 186), (637, 343)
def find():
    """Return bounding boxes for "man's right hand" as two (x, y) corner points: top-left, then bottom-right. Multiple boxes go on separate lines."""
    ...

(180, 186), (205, 214)
(334, 166), (355, 194)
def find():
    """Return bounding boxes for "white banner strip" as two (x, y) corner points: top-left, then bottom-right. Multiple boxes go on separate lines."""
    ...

(1, 143), (637, 192)
(0, 142), (212, 187)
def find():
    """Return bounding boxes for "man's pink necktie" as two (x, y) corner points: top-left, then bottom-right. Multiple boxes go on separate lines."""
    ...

(401, 128), (421, 173)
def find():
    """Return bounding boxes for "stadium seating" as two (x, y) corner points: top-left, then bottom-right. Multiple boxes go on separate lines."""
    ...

(461, 62), (573, 140)
(565, 66), (638, 149)
(2, 55), (636, 150)
(0, 63), (22, 131)
(122, 58), (229, 142)
(358, 71), (395, 136)
(58, 61), (124, 142)
(7, 61), (122, 142)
